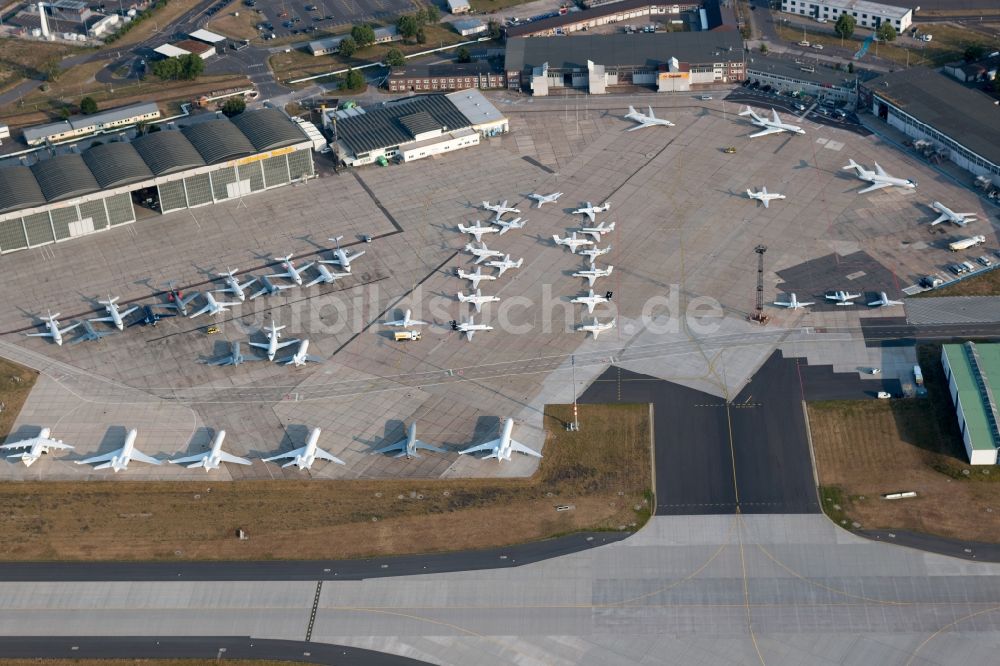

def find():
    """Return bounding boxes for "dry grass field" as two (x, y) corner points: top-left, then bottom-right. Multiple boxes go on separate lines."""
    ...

(810, 346), (1000, 542)
(0, 359), (38, 442)
(0, 40), (83, 93)
(0, 403), (652, 561)
(918, 270), (1000, 297)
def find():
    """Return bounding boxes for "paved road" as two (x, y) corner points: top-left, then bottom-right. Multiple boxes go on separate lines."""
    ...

(0, 636), (429, 665)
(860, 529), (1000, 563)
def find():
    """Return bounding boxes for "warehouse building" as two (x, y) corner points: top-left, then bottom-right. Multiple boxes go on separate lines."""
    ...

(0, 109), (314, 254)
(780, 0), (912, 32)
(860, 68), (1000, 186)
(330, 89), (507, 167)
(388, 61), (506, 93)
(22, 101), (161, 147)
(941, 342), (1000, 465)
(506, 32), (744, 95)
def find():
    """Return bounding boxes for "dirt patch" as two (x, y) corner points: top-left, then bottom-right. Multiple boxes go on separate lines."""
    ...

(0, 403), (652, 561)
(810, 345), (1000, 542)
(0, 358), (38, 442)
(206, 0), (260, 41)
(0, 40), (83, 94)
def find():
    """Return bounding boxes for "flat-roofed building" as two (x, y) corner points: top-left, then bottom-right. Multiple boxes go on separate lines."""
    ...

(747, 53), (876, 107)
(780, 0), (912, 32)
(860, 68), (1000, 186)
(941, 342), (1000, 465)
(309, 26), (399, 55)
(22, 102), (161, 147)
(388, 61), (506, 93)
(505, 32), (744, 95)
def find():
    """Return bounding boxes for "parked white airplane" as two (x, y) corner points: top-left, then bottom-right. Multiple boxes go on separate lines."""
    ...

(305, 263), (349, 288)
(262, 427), (344, 469)
(773, 293), (814, 310)
(25, 311), (80, 346)
(553, 232), (595, 253)
(868, 292), (904, 307)
(75, 429), (161, 473)
(486, 254), (523, 276)
(458, 289), (500, 313)
(457, 267), (496, 290)
(205, 341), (262, 366)
(843, 160), (916, 194)
(482, 200), (520, 220)
(169, 430), (251, 470)
(529, 192), (562, 207)
(578, 317), (616, 339)
(571, 289), (610, 315)
(930, 201), (977, 226)
(458, 220), (499, 243)
(270, 253), (314, 286)
(453, 315), (493, 341)
(739, 106), (805, 138)
(493, 217), (526, 235)
(250, 275), (295, 300)
(152, 283), (199, 317)
(216, 269), (256, 302)
(573, 262), (614, 287)
(625, 105), (675, 131)
(189, 292), (241, 318)
(1, 428), (73, 467)
(374, 422), (447, 459)
(280, 339), (324, 366)
(322, 235), (366, 272)
(578, 221), (615, 241)
(465, 242), (504, 265)
(826, 290), (861, 306)
(89, 295), (138, 331)
(249, 319), (298, 361)
(383, 309), (428, 327)
(459, 418), (541, 462)
(746, 186), (786, 208)
(572, 201), (611, 222)
(579, 245), (612, 261)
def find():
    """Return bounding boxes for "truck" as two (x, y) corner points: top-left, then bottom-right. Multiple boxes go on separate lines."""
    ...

(948, 235), (986, 252)
(913, 364), (924, 387)
(394, 330), (421, 341)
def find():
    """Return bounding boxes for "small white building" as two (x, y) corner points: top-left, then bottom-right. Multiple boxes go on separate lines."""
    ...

(309, 26), (399, 56)
(447, 0), (471, 14)
(780, 0), (912, 33)
(941, 343), (1000, 465)
(451, 18), (486, 36)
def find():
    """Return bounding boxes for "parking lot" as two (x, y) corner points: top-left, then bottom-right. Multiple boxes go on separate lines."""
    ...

(1, 92), (991, 482)
(242, 0), (413, 39)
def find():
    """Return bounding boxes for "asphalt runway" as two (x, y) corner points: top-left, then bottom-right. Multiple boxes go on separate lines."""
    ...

(579, 354), (820, 516)
(0, 636), (428, 665)
(798, 360), (902, 399)
(775, 251), (905, 312)
(0, 531), (627, 582)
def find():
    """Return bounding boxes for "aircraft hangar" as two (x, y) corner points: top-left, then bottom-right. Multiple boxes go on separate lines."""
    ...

(0, 108), (316, 254)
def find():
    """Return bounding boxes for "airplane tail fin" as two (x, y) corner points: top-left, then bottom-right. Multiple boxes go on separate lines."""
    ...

(628, 105), (637, 115)
(738, 105), (753, 117)
(843, 159), (861, 171)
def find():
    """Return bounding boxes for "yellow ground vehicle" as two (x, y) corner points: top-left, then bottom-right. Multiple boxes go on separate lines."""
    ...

(394, 330), (421, 341)
(205, 325), (220, 335)
(724, 146), (737, 154)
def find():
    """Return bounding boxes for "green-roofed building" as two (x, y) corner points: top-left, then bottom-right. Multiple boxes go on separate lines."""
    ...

(941, 343), (1000, 465)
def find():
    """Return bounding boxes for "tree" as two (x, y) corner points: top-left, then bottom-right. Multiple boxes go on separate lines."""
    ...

(179, 53), (204, 80)
(965, 43), (986, 63)
(834, 14), (855, 39)
(42, 58), (61, 82)
(152, 57), (181, 80)
(847, 61), (855, 73)
(397, 14), (419, 41)
(338, 36), (357, 57)
(221, 96), (246, 117)
(759, 43), (768, 54)
(416, 27), (427, 44)
(456, 46), (471, 63)
(343, 69), (365, 90)
(79, 96), (98, 115)
(739, 25), (751, 40)
(422, 3), (440, 23)
(486, 19), (501, 40)
(153, 54), (204, 81)
(384, 47), (405, 67)
(58, 106), (71, 120)
(351, 23), (376, 47)
(876, 22), (896, 42)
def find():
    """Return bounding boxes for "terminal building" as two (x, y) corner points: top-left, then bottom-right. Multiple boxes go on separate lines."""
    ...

(779, 0), (913, 32)
(746, 53), (871, 107)
(941, 342), (1000, 465)
(860, 68), (1000, 186)
(505, 32), (745, 95)
(329, 89), (507, 167)
(0, 109), (315, 254)
(387, 61), (506, 93)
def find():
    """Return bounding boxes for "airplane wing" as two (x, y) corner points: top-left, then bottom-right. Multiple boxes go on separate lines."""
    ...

(867, 299), (883, 307)
(930, 213), (949, 226)
(762, 199), (769, 209)
(262, 447), (304, 462)
(414, 441), (447, 453)
(304, 355), (325, 364)
(189, 303), (213, 318)
(206, 355), (236, 366)
(460, 439), (500, 455)
(248, 341), (270, 350)
(89, 315), (115, 323)
(374, 438), (406, 455)
(874, 162), (888, 177)
(465, 329), (475, 341)
(276, 339), (300, 350)
(749, 127), (785, 138)
(313, 448), (345, 465)
(120, 306), (139, 318)
(626, 121), (652, 132)
(0, 438), (49, 451)
(169, 453), (209, 465)
(180, 292), (200, 307)
(129, 449), (162, 465)
(509, 440), (542, 458)
(218, 451), (253, 465)
(239, 278), (258, 290)
(858, 182), (891, 194)
(582, 210), (596, 222)
(76, 449), (120, 465)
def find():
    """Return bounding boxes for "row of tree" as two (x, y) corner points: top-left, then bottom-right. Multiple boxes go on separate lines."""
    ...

(833, 14), (897, 42)
(150, 53), (205, 81)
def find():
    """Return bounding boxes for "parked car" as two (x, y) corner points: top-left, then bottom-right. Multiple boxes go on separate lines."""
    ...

(812, 43), (824, 50)
(979, 255), (993, 267)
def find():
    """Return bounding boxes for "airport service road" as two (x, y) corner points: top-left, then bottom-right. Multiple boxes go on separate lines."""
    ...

(4, 515), (1000, 666)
